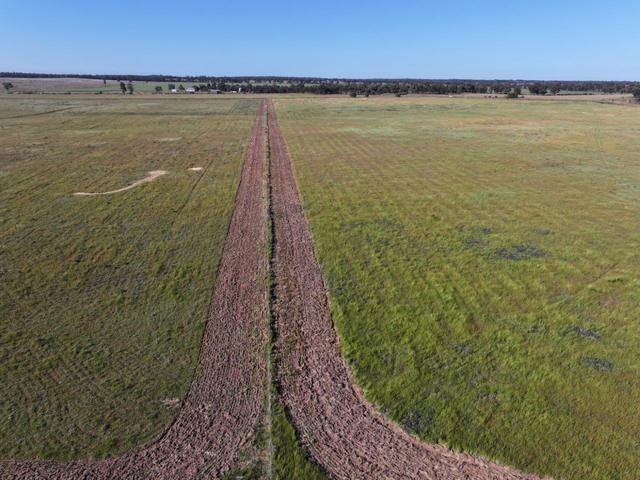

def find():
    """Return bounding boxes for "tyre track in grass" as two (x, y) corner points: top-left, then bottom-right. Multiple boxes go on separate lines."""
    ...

(267, 99), (547, 480)
(0, 99), (269, 480)
(0, 106), (78, 120)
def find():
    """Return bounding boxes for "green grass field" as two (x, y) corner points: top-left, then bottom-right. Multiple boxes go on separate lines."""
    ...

(0, 78), (185, 95)
(0, 95), (259, 460)
(3, 93), (639, 478)
(275, 95), (640, 479)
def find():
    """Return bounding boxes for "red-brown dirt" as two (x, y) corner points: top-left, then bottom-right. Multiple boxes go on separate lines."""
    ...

(0, 100), (269, 480)
(268, 99), (547, 480)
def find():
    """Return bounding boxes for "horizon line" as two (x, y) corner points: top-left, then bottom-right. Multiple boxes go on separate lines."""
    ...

(2, 71), (639, 83)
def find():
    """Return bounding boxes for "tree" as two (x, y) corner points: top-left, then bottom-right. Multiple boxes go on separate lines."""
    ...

(119, 81), (127, 94)
(178, 84), (185, 92)
(127, 82), (134, 94)
(506, 87), (521, 99)
(349, 91), (357, 98)
(529, 83), (547, 95)
(2, 82), (14, 93)
(155, 86), (163, 94)
(168, 83), (176, 91)
(632, 86), (640, 102)
(549, 84), (561, 95)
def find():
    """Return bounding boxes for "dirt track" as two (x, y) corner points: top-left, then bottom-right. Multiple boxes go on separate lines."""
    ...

(0, 100), (269, 480)
(267, 99), (545, 480)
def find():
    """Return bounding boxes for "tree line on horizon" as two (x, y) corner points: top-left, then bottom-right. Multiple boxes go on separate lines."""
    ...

(2, 73), (640, 98)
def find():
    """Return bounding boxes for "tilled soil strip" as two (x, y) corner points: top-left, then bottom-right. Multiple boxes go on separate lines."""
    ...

(1, 100), (269, 480)
(268, 99), (546, 480)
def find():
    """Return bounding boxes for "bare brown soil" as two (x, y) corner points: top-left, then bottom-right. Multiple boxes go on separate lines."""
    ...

(73, 170), (168, 196)
(268, 99), (547, 480)
(0, 100), (269, 479)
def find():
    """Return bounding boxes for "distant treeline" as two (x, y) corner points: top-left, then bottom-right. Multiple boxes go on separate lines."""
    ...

(2, 72), (639, 95)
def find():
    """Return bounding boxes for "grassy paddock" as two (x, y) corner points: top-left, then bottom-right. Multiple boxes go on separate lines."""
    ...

(0, 78), (188, 94)
(0, 95), (259, 459)
(275, 95), (640, 479)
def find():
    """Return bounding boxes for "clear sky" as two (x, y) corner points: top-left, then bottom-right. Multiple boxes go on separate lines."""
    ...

(1, 0), (639, 80)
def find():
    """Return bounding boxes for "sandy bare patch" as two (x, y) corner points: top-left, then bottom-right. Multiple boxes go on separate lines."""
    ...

(156, 137), (182, 143)
(73, 170), (168, 196)
(161, 398), (181, 408)
(188, 167), (204, 171)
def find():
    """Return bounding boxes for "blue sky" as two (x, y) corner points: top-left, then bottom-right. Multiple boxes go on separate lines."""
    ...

(1, 0), (639, 80)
